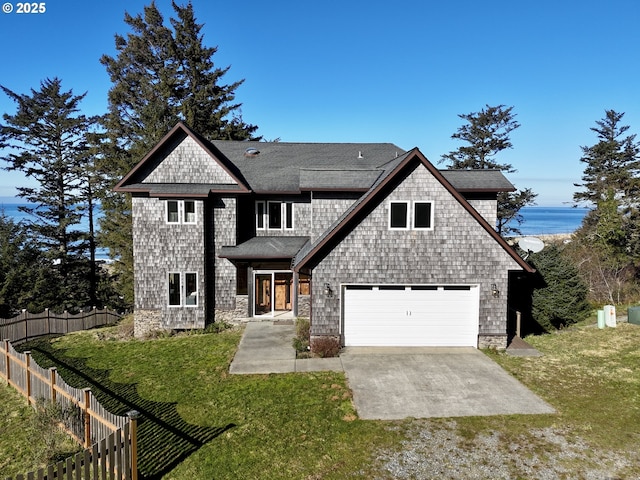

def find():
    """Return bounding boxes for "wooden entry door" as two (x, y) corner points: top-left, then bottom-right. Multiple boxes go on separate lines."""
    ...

(255, 274), (272, 315)
(274, 273), (293, 311)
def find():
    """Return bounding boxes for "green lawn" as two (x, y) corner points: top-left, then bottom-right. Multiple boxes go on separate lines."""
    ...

(3, 320), (640, 479)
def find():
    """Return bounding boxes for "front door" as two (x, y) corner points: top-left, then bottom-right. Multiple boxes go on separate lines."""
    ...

(255, 273), (272, 315)
(254, 271), (293, 317)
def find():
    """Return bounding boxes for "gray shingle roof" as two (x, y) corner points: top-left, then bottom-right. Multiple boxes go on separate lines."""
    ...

(219, 236), (310, 260)
(212, 142), (405, 192)
(441, 170), (515, 192)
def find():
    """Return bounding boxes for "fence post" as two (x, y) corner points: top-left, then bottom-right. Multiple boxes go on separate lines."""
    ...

(127, 410), (140, 480)
(516, 311), (522, 338)
(64, 310), (69, 334)
(22, 309), (27, 343)
(83, 388), (92, 448)
(3, 339), (9, 385)
(45, 307), (50, 337)
(49, 367), (57, 402)
(25, 351), (32, 406)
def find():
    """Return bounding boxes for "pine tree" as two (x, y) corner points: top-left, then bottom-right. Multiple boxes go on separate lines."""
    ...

(98, 1), (260, 305)
(441, 104), (537, 236)
(0, 78), (99, 310)
(573, 110), (640, 208)
(571, 111), (640, 304)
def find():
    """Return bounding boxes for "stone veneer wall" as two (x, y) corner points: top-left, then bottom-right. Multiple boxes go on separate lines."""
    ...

(214, 295), (249, 323)
(297, 295), (310, 318)
(310, 163), (522, 346)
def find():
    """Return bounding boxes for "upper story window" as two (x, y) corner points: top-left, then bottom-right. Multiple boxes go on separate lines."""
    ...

(166, 200), (196, 224)
(256, 201), (294, 230)
(389, 201), (433, 230)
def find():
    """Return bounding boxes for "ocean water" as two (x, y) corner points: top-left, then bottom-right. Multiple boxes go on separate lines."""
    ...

(0, 203), (110, 260)
(514, 207), (588, 235)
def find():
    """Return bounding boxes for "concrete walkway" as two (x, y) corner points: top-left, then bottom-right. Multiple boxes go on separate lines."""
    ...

(229, 322), (555, 420)
(229, 321), (343, 374)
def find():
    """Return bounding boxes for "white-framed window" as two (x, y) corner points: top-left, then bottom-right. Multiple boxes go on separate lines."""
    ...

(167, 201), (180, 224)
(168, 272), (198, 307)
(257, 201), (295, 230)
(168, 272), (181, 305)
(165, 200), (197, 224)
(413, 201), (433, 229)
(389, 201), (409, 229)
(256, 201), (266, 230)
(184, 201), (196, 224)
(389, 200), (433, 230)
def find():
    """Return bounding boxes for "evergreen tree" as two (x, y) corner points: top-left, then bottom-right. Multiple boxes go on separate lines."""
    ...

(0, 213), (53, 316)
(98, 1), (260, 305)
(441, 104), (536, 236)
(0, 78), (99, 310)
(528, 244), (590, 332)
(573, 110), (640, 208)
(571, 110), (640, 305)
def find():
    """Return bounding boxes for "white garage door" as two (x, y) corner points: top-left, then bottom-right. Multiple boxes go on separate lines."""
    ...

(343, 285), (480, 347)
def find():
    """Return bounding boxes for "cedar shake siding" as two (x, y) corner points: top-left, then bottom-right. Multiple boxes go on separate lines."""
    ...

(132, 197), (206, 335)
(307, 162), (522, 347)
(212, 196), (237, 311)
(117, 122), (531, 341)
(311, 192), (362, 241)
(142, 135), (239, 185)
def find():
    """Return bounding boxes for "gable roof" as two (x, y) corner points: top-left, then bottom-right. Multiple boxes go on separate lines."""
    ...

(114, 122), (251, 195)
(116, 122), (518, 196)
(293, 148), (534, 273)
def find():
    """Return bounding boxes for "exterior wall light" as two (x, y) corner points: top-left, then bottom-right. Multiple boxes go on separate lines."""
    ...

(324, 283), (334, 298)
(491, 283), (500, 297)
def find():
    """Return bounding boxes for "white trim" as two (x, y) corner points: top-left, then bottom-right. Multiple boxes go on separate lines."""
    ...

(253, 269), (293, 317)
(166, 200), (180, 224)
(256, 201), (266, 230)
(168, 272), (181, 306)
(184, 272), (198, 307)
(284, 202), (295, 230)
(412, 200), (434, 230)
(388, 200), (410, 230)
(183, 200), (197, 224)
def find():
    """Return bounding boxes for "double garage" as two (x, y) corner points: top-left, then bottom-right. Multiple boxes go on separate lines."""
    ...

(342, 284), (480, 347)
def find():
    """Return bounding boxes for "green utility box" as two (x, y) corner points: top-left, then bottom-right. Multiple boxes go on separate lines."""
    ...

(628, 306), (640, 325)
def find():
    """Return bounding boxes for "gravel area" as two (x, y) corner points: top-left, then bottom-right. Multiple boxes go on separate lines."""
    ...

(375, 421), (635, 479)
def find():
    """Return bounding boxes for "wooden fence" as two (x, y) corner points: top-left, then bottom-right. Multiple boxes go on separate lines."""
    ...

(1, 339), (138, 480)
(0, 308), (121, 345)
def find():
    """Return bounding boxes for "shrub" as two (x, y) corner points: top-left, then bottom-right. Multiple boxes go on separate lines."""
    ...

(310, 336), (341, 358)
(528, 244), (591, 332)
(292, 318), (310, 356)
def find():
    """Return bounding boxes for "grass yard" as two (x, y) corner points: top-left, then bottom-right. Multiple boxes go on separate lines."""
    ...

(3, 319), (640, 479)
(0, 383), (79, 478)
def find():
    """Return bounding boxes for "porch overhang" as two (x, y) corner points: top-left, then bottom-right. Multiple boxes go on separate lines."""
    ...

(219, 236), (310, 261)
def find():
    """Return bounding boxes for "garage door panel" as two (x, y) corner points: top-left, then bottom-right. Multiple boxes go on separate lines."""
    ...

(343, 285), (479, 347)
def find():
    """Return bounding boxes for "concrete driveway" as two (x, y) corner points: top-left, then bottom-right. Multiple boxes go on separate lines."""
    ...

(230, 322), (555, 420)
(340, 347), (555, 420)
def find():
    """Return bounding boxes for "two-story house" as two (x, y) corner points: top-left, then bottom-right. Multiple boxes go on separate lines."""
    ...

(115, 122), (533, 349)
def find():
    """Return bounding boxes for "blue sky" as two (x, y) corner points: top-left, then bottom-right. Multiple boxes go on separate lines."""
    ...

(1, 0), (639, 206)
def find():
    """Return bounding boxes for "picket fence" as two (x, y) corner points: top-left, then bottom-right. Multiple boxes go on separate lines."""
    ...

(1, 336), (138, 479)
(0, 308), (121, 345)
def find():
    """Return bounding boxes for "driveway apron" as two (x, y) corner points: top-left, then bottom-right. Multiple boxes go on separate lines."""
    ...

(340, 347), (555, 420)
